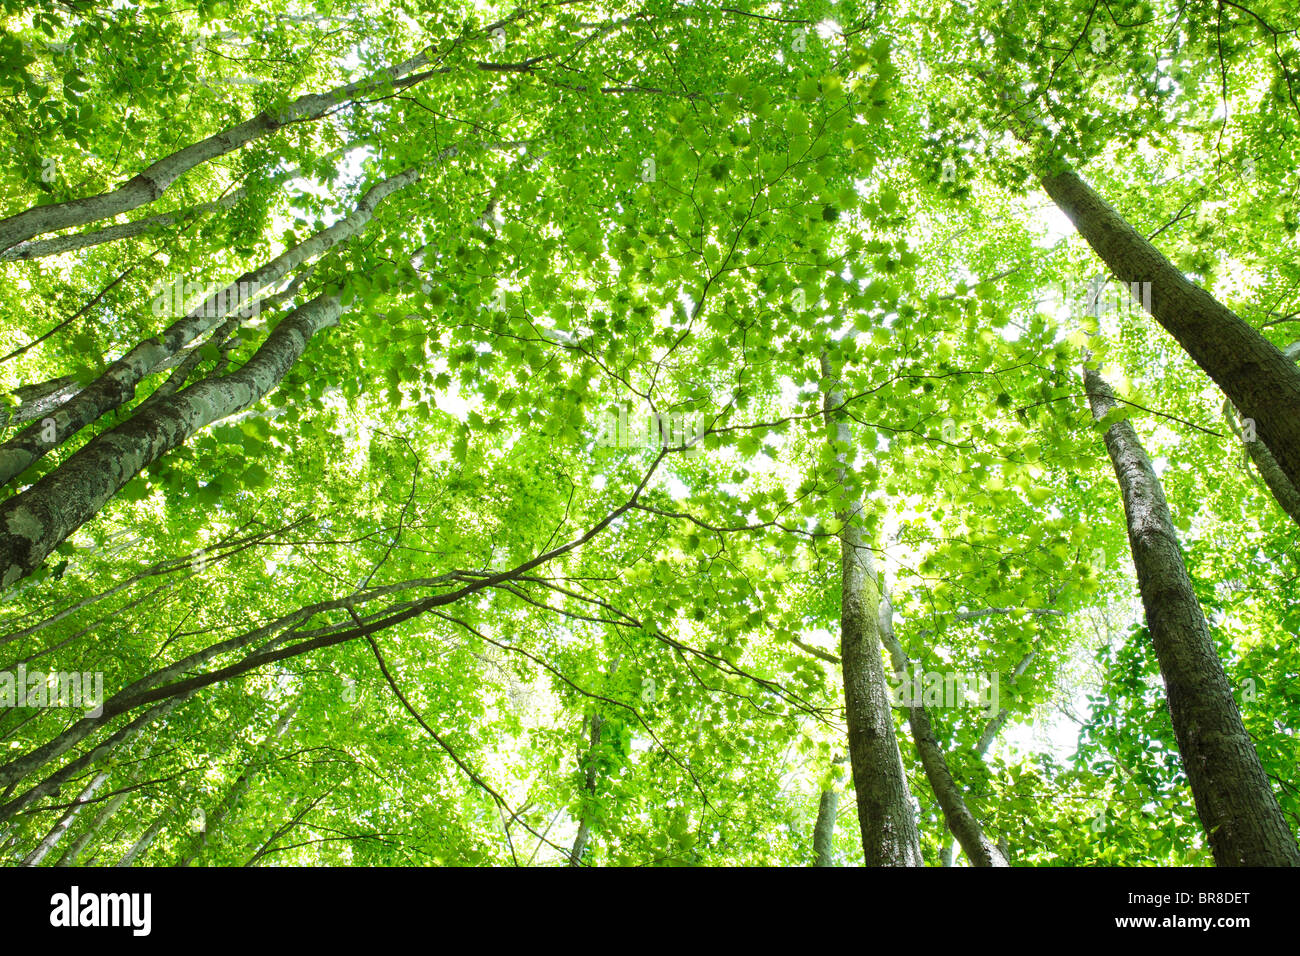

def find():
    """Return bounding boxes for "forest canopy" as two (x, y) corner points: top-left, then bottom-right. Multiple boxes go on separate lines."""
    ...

(0, 0), (1297, 869)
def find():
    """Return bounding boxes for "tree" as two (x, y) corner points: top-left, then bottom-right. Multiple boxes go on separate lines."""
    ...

(1, 0), (1296, 869)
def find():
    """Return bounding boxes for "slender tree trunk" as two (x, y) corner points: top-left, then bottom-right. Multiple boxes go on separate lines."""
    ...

(1041, 167), (1300, 493)
(879, 592), (1008, 866)
(20, 769), (109, 866)
(116, 809), (171, 867)
(0, 292), (344, 587)
(55, 787), (131, 866)
(942, 646), (1036, 866)
(177, 702), (297, 866)
(0, 690), (195, 825)
(0, 51), (438, 252)
(53, 732), (162, 866)
(811, 754), (846, 867)
(821, 354), (923, 867)
(568, 712), (604, 866)
(974, 649), (1036, 756)
(1083, 361), (1300, 866)
(1222, 342), (1300, 526)
(812, 791), (839, 867)
(0, 145), (362, 262)
(2, 318), (257, 439)
(568, 658), (622, 866)
(1225, 400), (1300, 525)
(0, 169), (415, 491)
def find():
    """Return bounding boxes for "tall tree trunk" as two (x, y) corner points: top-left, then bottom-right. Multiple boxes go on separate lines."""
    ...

(1222, 341), (1300, 526)
(0, 168), (415, 491)
(0, 292), (344, 587)
(20, 769), (109, 866)
(568, 658), (621, 866)
(116, 810), (169, 867)
(1083, 361), (1300, 866)
(55, 787), (131, 866)
(1041, 167), (1300, 493)
(0, 145), (361, 262)
(0, 695), (191, 825)
(879, 592), (1009, 866)
(176, 702), (297, 866)
(53, 731), (162, 866)
(811, 754), (846, 867)
(0, 50), (439, 252)
(568, 712), (604, 866)
(942, 647), (1036, 865)
(1225, 400), (1300, 525)
(821, 354), (923, 867)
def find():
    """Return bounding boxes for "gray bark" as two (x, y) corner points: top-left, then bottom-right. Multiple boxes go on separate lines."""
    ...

(3, 323), (247, 437)
(945, 645), (1038, 860)
(0, 292), (343, 587)
(568, 712), (604, 866)
(0, 695), (191, 825)
(4, 189), (246, 263)
(0, 49), (436, 252)
(879, 592), (1009, 867)
(1242, 437), (1300, 524)
(55, 787), (130, 866)
(20, 769), (109, 866)
(176, 702), (297, 866)
(0, 169), (415, 491)
(116, 811), (168, 866)
(1223, 342), (1300, 526)
(1225, 400), (1300, 525)
(812, 791), (839, 866)
(821, 354), (923, 867)
(973, 649), (1037, 757)
(1084, 361), (1300, 866)
(1042, 167), (1300, 495)
(54, 732), (161, 866)
(811, 754), (846, 867)
(0, 145), (362, 262)
(2, 376), (81, 428)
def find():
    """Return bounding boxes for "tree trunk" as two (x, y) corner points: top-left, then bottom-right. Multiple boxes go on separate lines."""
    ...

(1083, 361), (1300, 866)
(116, 810), (168, 866)
(20, 769), (109, 866)
(176, 702), (297, 866)
(821, 354), (923, 867)
(0, 292), (343, 588)
(0, 169), (415, 491)
(568, 712), (604, 866)
(0, 51), (437, 252)
(1225, 400), (1300, 525)
(55, 787), (131, 866)
(0, 695), (191, 825)
(1041, 167), (1300, 494)
(0, 145), (360, 262)
(811, 754), (846, 867)
(2, 376), (81, 428)
(1222, 342), (1300, 526)
(943, 647), (1036, 865)
(879, 592), (1008, 866)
